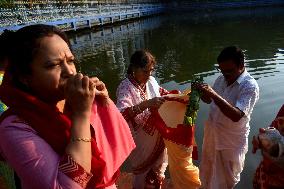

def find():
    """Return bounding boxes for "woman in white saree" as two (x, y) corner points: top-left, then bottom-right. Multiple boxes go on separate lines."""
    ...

(116, 50), (168, 189)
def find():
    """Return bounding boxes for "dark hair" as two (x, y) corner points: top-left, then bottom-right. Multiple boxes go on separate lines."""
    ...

(217, 46), (244, 67)
(0, 30), (12, 70)
(0, 24), (70, 89)
(127, 50), (156, 74)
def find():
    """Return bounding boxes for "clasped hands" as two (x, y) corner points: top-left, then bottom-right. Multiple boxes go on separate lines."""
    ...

(64, 73), (109, 115)
(193, 83), (218, 100)
(146, 97), (166, 109)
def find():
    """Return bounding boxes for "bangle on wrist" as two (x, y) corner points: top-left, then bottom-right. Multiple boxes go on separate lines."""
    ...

(71, 137), (92, 142)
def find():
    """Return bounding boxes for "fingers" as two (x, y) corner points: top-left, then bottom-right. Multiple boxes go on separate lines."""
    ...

(89, 77), (109, 100)
(66, 75), (108, 105)
(95, 83), (108, 99)
(74, 73), (84, 89)
(149, 97), (165, 108)
(89, 79), (95, 92)
(89, 77), (100, 86)
(82, 75), (89, 90)
(194, 83), (207, 91)
(90, 77), (106, 92)
(68, 76), (106, 92)
(195, 83), (217, 99)
(96, 80), (106, 91)
(155, 98), (165, 107)
(159, 97), (166, 103)
(198, 83), (209, 90)
(64, 73), (96, 114)
(66, 74), (97, 94)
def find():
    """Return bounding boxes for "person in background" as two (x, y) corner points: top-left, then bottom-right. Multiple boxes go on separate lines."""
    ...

(196, 46), (259, 189)
(0, 24), (135, 189)
(252, 104), (284, 189)
(116, 50), (168, 189)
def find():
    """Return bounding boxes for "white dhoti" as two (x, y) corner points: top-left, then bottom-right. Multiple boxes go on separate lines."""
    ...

(200, 122), (248, 189)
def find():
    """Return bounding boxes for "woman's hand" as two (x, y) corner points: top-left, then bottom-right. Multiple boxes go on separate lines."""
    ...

(90, 77), (110, 105)
(64, 73), (95, 116)
(145, 97), (165, 109)
(65, 74), (94, 172)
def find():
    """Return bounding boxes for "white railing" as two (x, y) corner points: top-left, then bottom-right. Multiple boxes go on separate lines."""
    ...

(0, 4), (163, 28)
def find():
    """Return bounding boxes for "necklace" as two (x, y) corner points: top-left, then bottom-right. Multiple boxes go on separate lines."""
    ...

(128, 75), (147, 101)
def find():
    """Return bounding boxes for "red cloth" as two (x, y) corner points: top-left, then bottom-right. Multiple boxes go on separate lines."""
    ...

(0, 73), (135, 188)
(270, 104), (284, 130)
(149, 110), (198, 160)
(253, 104), (284, 189)
(151, 90), (198, 159)
(90, 100), (136, 185)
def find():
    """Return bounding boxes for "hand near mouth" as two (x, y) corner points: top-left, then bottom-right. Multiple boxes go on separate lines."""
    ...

(90, 77), (110, 106)
(64, 73), (96, 116)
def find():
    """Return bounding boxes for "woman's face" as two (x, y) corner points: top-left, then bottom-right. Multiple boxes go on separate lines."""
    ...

(25, 34), (76, 104)
(133, 62), (155, 85)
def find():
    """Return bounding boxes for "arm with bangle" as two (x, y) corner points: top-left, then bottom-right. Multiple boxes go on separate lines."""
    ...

(65, 112), (92, 172)
(129, 97), (165, 117)
(129, 101), (149, 116)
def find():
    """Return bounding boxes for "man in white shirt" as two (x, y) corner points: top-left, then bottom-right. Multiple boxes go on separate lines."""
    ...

(196, 46), (259, 189)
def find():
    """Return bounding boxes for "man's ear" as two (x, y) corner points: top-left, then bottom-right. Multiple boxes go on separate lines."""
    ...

(239, 64), (245, 71)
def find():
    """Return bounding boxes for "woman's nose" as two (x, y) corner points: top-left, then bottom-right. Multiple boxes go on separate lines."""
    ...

(62, 62), (75, 77)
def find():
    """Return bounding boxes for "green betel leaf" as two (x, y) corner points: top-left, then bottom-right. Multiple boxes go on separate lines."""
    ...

(183, 76), (203, 126)
(183, 116), (192, 125)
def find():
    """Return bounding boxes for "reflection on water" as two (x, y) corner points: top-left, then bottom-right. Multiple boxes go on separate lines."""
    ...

(68, 18), (162, 94)
(68, 7), (284, 189)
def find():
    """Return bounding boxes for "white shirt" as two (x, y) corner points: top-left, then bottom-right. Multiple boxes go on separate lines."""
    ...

(116, 76), (165, 171)
(206, 70), (259, 150)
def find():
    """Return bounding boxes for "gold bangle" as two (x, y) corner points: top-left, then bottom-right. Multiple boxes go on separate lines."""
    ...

(71, 137), (92, 142)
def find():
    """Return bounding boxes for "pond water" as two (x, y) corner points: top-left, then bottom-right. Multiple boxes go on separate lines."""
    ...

(68, 7), (284, 189)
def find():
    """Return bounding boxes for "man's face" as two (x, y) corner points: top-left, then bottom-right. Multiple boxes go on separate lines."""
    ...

(217, 60), (244, 85)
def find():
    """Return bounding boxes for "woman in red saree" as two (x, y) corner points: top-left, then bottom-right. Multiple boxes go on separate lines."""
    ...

(0, 24), (135, 189)
(252, 105), (284, 189)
